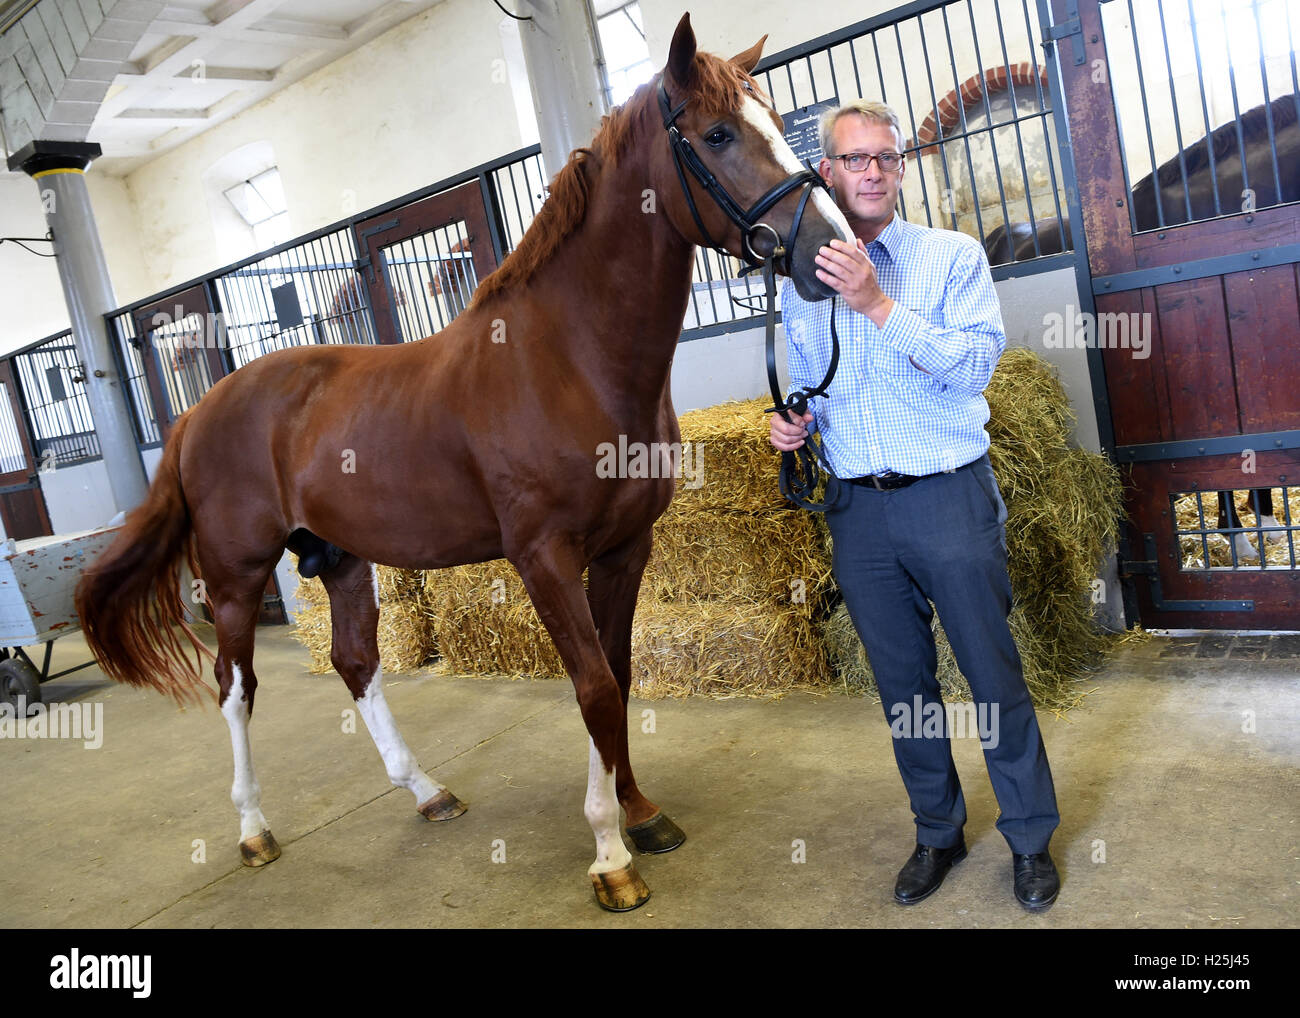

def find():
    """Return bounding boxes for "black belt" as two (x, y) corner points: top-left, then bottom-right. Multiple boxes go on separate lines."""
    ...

(846, 470), (925, 491)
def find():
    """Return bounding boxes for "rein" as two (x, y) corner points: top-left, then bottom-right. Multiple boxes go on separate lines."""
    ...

(657, 78), (843, 512)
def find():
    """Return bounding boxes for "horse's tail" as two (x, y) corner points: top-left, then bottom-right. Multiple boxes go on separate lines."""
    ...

(74, 412), (216, 707)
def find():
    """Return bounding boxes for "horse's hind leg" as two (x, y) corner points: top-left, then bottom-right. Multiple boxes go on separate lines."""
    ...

(207, 568), (282, 866)
(321, 554), (466, 820)
(587, 532), (685, 854)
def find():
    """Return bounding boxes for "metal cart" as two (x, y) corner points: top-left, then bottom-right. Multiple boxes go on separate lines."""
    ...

(0, 527), (121, 710)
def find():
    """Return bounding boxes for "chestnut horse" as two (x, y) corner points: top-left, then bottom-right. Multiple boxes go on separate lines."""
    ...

(74, 13), (851, 912)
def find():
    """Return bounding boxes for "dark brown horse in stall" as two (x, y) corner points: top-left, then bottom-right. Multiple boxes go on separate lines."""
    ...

(74, 13), (852, 912)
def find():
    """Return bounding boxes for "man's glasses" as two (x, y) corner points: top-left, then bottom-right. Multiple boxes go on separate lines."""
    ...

(830, 151), (904, 173)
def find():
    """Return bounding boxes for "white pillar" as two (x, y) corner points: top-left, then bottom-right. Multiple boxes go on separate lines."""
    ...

(9, 141), (150, 515)
(518, 0), (609, 178)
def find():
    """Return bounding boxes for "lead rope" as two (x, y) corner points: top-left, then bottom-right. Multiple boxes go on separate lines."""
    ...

(755, 251), (844, 513)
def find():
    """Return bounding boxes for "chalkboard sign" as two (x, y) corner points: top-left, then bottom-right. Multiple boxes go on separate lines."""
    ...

(271, 281), (303, 331)
(45, 366), (66, 403)
(781, 98), (839, 165)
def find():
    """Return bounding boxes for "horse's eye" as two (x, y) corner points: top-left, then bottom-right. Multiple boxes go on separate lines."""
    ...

(704, 129), (729, 148)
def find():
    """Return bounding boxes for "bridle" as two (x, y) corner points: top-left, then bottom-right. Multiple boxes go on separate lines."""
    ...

(657, 76), (843, 511)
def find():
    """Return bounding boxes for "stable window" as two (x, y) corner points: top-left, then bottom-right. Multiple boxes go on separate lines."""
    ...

(223, 168), (291, 251)
(596, 1), (653, 107)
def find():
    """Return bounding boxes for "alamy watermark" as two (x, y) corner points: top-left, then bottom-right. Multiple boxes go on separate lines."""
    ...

(50, 950), (150, 997)
(0, 697), (103, 749)
(595, 436), (703, 489)
(1042, 305), (1151, 360)
(889, 695), (999, 750)
(148, 306), (230, 349)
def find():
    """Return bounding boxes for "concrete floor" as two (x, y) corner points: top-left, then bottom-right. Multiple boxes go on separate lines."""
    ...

(1, 627), (1296, 929)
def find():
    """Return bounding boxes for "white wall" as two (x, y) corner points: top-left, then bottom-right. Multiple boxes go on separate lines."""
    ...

(996, 266), (1099, 452)
(118, 0), (527, 299)
(0, 171), (152, 355)
(0, 173), (65, 351)
(640, 0), (896, 63)
(3, 0), (530, 356)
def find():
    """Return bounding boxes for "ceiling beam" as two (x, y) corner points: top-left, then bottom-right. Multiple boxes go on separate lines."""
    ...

(251, 17), (347, 42)
(116, 106), (211, 120)
(128, 34), (196, 74)
(171, 64), (273, 82)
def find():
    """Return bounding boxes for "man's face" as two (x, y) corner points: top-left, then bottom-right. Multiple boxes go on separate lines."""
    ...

(818, 114), (906, 230)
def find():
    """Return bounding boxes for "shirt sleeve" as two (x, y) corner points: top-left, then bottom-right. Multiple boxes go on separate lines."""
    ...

(878, 242), (1006, 396)
(782, 303), (821, 437)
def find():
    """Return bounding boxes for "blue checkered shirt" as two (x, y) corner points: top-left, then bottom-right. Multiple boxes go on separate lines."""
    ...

(780, 214), (1006, 477)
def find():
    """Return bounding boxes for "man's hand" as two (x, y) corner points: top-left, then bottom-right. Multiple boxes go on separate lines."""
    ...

(770, 409), (814, 452)
(814, 238), (894, 325)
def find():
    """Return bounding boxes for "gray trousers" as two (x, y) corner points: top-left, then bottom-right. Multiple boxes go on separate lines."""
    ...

(825, 453), (1060, 855)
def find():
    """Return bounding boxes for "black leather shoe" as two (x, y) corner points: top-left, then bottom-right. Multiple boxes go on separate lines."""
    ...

(893, 839), (967, 905)
(1013, 851), (1060, 911)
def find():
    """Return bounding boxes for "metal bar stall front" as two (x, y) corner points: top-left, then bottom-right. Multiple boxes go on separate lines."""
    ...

(7, 333), (102, 467)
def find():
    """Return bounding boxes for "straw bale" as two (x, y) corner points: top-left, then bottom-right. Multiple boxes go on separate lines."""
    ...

(422, 560), (565, 679)
(290, 564), (435, 675)
(630, 595), (830, 699)
(645, 504), (833, 605)
(671, 399), (788, 511)
(291, 349), (1139, 712)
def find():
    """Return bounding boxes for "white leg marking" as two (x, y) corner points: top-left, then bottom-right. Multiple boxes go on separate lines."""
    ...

(739, 95), (855, 243)
(371, 563), (380, 610)
(1232, 531), (1260, 561)
(221, 663), (269, 842)
(1261, 514), (1285, 544)
(585, 737), (632, 876)
(355, 667), (443, 804)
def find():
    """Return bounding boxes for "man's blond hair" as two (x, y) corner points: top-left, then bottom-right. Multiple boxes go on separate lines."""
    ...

(819, 100), (906, 157)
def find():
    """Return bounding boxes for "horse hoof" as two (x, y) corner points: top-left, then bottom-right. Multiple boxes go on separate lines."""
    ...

(626, 811), (686, 854)
(418, 789), (467, 821)
(239, 830), (281, 867)
(591, 863), (652, 912)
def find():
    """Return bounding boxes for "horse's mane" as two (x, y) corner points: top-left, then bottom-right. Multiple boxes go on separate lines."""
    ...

(470, 53), (758, 307)
(1152, 92), (1299, 187)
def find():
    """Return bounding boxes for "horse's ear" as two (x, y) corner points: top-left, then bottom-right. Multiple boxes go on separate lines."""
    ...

(730, 35), (767, 74)
(667, 12), (697, 87)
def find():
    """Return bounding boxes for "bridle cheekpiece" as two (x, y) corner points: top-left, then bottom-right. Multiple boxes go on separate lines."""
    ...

(656, 74), (845, 512)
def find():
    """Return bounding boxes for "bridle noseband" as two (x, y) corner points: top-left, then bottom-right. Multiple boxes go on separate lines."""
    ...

(657, 76), (844, 511)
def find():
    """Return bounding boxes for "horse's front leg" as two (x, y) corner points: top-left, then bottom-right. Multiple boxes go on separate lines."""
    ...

(587, 531), (686, 854)
(512, 536), (651, 912)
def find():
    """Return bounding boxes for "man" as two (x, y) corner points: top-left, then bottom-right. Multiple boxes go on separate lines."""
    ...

(770, 99), (1061, 911)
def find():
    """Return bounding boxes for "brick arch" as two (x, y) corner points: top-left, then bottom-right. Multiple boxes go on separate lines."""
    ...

(911, 64), (1050, 156)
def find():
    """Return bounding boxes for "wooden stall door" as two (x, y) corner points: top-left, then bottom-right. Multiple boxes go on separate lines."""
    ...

(353, 180), (500, 344)
(132, 284), (227, 441)
(1052, 0), (1300, 629)
(0, 360), (53, 541)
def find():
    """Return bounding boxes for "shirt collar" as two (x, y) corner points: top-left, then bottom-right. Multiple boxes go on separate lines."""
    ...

(865, 213), (903, 260)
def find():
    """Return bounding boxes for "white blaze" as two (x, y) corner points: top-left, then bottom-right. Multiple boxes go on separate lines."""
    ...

(738, 95), (855, 244)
